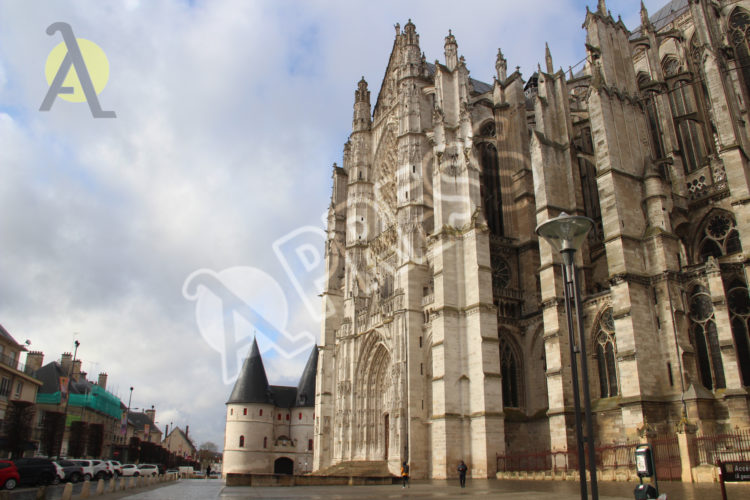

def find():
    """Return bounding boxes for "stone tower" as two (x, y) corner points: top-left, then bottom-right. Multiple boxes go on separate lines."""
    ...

(224, 339), (318, 476)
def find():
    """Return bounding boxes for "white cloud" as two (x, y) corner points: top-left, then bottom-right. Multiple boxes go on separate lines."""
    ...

(0, 0), (657, 449)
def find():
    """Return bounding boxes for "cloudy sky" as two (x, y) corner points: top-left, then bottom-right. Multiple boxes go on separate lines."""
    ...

(0, 0), (667, 450)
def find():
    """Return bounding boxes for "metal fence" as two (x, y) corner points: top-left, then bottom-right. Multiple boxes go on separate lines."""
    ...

(496, 435), (680, 480)
(694, 429), (750, 465)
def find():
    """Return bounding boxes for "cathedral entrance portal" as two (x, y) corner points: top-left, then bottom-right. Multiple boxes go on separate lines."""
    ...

(384, 413), (389, 460)
(354, 337), (396, 462)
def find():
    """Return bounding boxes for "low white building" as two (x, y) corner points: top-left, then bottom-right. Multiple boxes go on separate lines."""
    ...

(223, 339), (316, 476)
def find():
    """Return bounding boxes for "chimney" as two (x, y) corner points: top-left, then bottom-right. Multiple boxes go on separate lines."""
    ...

(72, 360), (82, 381)
(60, 353), (72, 374)
(145, 405), (156, 423)
(25, 351), (44, 373)
(98, 373), (108, 390)
(185, 425), (189, 439)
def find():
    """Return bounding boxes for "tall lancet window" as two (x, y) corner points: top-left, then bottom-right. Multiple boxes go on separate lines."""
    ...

(689, 285), (726, 390)
(478, 132), (503, 236)
(725, 277), (750, 386)
(663, 55), (711, 173)
(595, 307), (618, 398)
(499, 330), (522, 408)
(729, 8), (750, 104)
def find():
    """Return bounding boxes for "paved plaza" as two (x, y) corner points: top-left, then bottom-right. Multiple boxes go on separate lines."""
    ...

(86, 478), (750, 500)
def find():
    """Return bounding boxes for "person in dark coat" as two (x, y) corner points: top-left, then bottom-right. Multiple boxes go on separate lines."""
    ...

(457, 460), (467, 488)
(400, 461), (409, 488)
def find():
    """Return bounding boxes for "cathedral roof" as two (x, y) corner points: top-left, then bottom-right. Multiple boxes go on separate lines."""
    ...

(227, 338), (272, 404)
(295, 346), (318, 407)
(631, 0), (688, 38)
(424, 62), (492, 95)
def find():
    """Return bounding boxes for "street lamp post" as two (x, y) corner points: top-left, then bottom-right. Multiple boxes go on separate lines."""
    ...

(57, 340), (80, 460)
(536, 213), (599, 500)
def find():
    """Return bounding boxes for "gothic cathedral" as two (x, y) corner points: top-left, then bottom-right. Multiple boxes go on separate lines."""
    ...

(314, 0), (750, 479)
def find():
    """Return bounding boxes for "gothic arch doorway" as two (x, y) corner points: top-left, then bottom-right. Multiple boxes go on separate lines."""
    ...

(274, 457), (294, 475)
(355, 338), (395, 461)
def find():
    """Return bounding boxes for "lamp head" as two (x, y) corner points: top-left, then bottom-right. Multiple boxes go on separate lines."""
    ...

(535, 212), (594, 254)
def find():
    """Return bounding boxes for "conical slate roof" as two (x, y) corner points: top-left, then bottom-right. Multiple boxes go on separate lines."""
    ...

(227, 338), (272, 404)
(295, 346), (318, 407)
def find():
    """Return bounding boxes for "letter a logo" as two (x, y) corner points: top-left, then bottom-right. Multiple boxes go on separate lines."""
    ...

(40, 22), (115, 118)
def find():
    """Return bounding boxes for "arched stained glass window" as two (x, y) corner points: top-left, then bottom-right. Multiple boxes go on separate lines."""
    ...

(595, 308), (618, 398)
(662, 50), (712, 173)
(689, 285), (726, 390)
(725, 278), (750, 386)
(697, 212), (742, 262)
(479, 143), (503, 236)
(729, 9), (750, 103)
(499, 330), (522, 408)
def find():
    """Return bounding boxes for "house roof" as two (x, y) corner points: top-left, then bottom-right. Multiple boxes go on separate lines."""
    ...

(295, 346), (318, 407)
(166, 426), (196, 452)
(0, 324), (25, 350)
(35, 361), (95, 395)
(128, 411), (161, 434)
(227, 338), (272, 404)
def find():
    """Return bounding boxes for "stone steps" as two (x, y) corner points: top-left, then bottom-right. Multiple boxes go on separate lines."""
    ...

(313, 461), (395, 477)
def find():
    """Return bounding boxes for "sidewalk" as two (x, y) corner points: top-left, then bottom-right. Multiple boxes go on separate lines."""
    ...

(219, 478), (750, 500)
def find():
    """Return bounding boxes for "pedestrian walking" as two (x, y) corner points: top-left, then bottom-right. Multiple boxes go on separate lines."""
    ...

(457, 460), (467, 488)
(206, 465), (211, 479)
(400, 461), (409, 488)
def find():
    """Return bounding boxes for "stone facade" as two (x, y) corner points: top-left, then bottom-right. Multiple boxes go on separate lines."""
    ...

(314, 0), (750, 480)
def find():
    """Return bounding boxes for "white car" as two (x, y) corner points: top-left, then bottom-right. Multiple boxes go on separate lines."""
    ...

(120, 464), (139, 477)
(105, 461), (122, 477)
(137, 464), (158, 477)
(90, 460), (110, 479)
(70, 460), (95, 481)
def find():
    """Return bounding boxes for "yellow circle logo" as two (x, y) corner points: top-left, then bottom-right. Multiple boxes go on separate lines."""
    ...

(44, 39), (109, 103)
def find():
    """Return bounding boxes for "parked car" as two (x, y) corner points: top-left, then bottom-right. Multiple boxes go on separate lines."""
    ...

(120, 464), (139, 477)
(69, 460), (95, 481)
(56, 460), (84, 483)
(90, 460), (111, 479)
(106, 460), (122, 477)
(12, 458), (57, 486)
(0, 461), (20, 490)
(52, 462), (64, 484)
(137, 464), (158, 477)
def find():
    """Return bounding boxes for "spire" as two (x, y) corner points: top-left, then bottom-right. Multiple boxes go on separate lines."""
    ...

(597, 0), (607, 16)
(403, 18), (419, 45)
(353, 77), (371, 132)
(227, 338), (272, 404)
(495, 48), (507, 82)
(545, 42), (554, 74)
(355, 76), (370, 104)
(640, 1), (653, 31)
(444, 29), (458, 71)
(295, 345), (318, 407)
